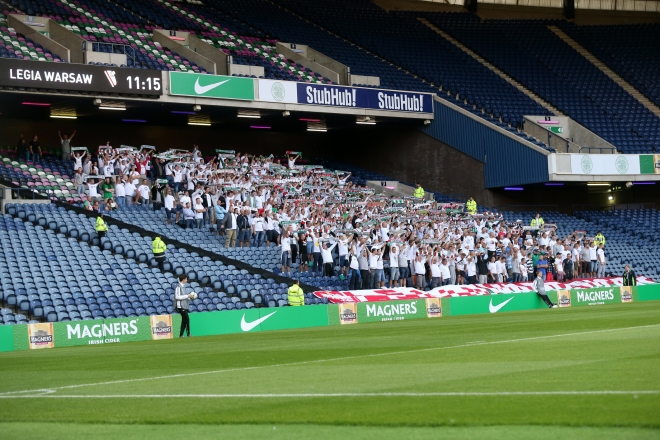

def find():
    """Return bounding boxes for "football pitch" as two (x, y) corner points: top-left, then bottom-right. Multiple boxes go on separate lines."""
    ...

(1, 302), (659, 440)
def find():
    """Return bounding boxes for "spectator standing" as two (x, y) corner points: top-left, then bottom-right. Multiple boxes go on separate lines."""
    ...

(115, 179), (126, 208)
(589, 242), (598, 278)
(87, 178), (100, 201)
(440, 258), (451, 286)
(466, 255), (477, 284)
(555, 253), (565, 281)
(597, 244), (606, 277)
(163, 188), (175, 225)
(214, 203), (227, 236)
(28, 135), (41, 163)
(348, 250), (361, 290)
(477, 253), (488, 284)
(222, 207), (239, 247)
(194, 197), (206, 229)
(414, 254), (426, 289)
(237, 209), (250, 247)
(101, 177), (114, 202)
(182, 203), (195, 229)
(564, 254), (574, 281)
(358, 249), (370, 289)
(280, 230), (293, 276)
(321, 241), (338, 277)
(124, 177), (136, 206)
(74, 168), (85, 195)
(136, 179), (150, 208)
(16, 135), (26, 160)
(389, 245), (400, 288)
(58, 130), (76, 159)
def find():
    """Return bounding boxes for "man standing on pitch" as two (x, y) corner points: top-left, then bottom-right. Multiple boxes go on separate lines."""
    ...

(174, 274), (194, 337)
(533, 270), (557, 308)
(622, 265), (636, 286)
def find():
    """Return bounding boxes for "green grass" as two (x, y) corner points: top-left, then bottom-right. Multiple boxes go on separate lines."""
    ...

(1, 302), (659, 439)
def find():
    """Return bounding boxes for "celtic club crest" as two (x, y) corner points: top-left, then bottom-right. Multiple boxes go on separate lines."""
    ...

(615, 156), (629, 174)
(581, 155), (593, 174)
(271, 82), (285, 102)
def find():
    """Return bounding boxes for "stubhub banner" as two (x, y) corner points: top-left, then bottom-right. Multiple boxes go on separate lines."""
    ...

(297, 83), (433, 113)
(255, 78), (433, 114)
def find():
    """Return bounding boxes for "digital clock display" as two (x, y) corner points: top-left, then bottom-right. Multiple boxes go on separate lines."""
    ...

(126, 76), (161, 91)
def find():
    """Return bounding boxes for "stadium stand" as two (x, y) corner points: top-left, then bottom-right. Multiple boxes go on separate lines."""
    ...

(3, 0), (656, 151)
(2, 139), (658, 326)
(267, 1), (659, 152)
(0, 12), (65, 62)
(0, 0), (331, 80)
(1, 1), (659, 328)
(0, 203), (332, 324)
(419, 16), (660, 154)
(560, 23), (660, 110)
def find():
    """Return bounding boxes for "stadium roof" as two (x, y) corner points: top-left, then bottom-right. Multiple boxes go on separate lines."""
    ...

(414, 0), (660, 12)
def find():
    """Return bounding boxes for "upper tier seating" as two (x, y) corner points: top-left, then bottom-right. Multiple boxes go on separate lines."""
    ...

(560, 23), (660, 110)
(0, 13), (65, 62)
(422, 15), (659, 154)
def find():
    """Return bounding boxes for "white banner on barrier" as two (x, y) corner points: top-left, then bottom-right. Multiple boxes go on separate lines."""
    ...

(258, 79), (298, 103)
(570, 154), (641, 175)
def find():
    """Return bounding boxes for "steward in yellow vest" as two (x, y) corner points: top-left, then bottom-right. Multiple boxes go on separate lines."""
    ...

(466, 197), (477, 214)
(95, 214), (108, 238)
(287, 280), (305, 306)
(413, 183), (425, 199)
(153, 235), (167, 271)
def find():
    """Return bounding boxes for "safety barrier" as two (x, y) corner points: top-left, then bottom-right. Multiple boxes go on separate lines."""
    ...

(1, 284), (658, 353)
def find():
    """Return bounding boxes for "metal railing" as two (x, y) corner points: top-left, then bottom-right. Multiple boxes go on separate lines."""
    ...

(605, 203), (656, 211)
(492, 204), (559, 213)
(572, 203), (656, 214)
(85, 42), (136, 65)
(578, 146), (617, 154)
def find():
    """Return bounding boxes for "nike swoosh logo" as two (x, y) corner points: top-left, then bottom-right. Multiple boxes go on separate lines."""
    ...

(194, 78), (230, 95)
(240, 311), (277, 332)
(489, 297), (514, 314)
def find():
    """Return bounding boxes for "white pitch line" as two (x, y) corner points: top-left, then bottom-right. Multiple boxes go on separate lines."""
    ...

(0, 391), (659, 399)
(1, 323), (658, 397)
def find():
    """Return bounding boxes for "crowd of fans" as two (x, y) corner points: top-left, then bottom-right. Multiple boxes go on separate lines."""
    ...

(53, 139), (614, 291)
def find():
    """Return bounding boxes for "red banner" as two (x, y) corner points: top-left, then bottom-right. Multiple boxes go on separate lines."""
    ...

(313, 277), (655, 303)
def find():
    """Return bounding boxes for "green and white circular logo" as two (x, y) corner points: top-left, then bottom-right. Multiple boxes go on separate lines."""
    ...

(615, 155), (629, 174)
(271, 82), (285, 102)
(581, 155), (593, 174)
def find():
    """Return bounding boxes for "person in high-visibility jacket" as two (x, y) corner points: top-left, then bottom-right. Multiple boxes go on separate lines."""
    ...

(530, 213), (544, 238)
(466, 197), (477, 214)
(594, 231), (606, 247)
(152, 235), (167, 271)
(287, 280), (305, 306)
(413, 183), (425, 199)
(95, 213), (108, 239)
